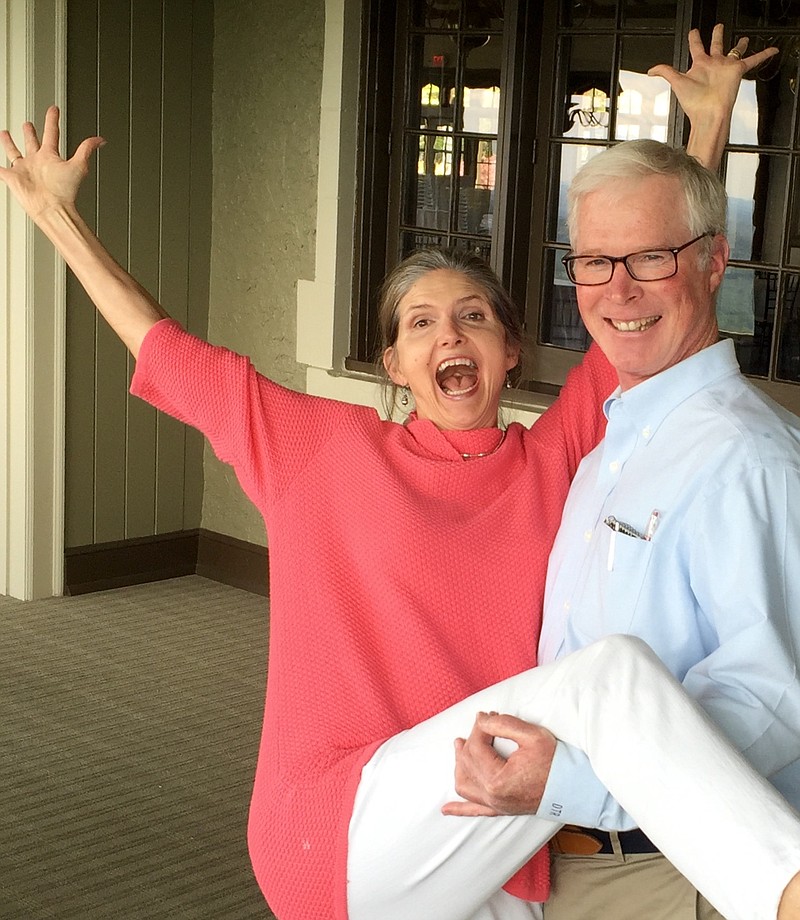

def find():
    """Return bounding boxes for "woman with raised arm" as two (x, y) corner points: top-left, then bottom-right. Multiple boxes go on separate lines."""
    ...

(3, 26), (798, 920)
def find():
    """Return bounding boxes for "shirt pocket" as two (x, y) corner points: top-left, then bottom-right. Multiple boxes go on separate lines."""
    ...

(572, 527), (656, 643)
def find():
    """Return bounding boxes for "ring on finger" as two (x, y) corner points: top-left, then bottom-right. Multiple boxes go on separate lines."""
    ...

(727, 48), (743, 60)
(9, 155), (22, 166)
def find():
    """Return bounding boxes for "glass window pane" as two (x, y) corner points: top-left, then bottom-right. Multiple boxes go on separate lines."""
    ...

(718, 266), (776, 377)
(404, 133), (453, 230)
(410, 0), (460, 30)
(456, 138), (495, 235)
(616, 37), (674, 142)
(463, 38), (502, 134)
(540, 249), (591, 351)
(737, 0), (800, 29)
(557, 35), (615, 140)
(408, 35), (457, 131)
(729, 54), (793, 148)
(719, 265), (758, 338)
(560, 0), (616, 28)
(451, 237), (492, 260)
(401, 230), (450, 260)
(410, 0), (505, 31)
(788, 161), (800, 268)
(465, 0), (504, 30)
(549, 143), (606, 243)
(622, 0), (677, 29)
(777, 275), (800, 382)
(726, 153), (787, 264)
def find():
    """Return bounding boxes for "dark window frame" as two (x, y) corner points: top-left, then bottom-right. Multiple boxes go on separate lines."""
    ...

(347, 0), (541, 379)
(347, 0), (800, 415)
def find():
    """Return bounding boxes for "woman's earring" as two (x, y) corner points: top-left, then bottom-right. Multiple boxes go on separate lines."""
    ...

(400, 386), (410, 407)
(505, 373), (513, 389)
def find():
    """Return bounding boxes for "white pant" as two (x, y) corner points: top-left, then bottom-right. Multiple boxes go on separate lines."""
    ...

(348, 635), (800, 920)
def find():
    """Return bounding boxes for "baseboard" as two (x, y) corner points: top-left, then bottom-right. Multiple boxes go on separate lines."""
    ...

(65, 531), (200, 595)
(196, 529), (268, 597)
(64, 529), (268, 597)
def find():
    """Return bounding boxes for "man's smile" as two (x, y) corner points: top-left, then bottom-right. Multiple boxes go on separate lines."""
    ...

(607, 315), (661, 333)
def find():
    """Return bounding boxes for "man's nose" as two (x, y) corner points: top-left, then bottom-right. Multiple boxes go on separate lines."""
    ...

(604, 260), (641, 300)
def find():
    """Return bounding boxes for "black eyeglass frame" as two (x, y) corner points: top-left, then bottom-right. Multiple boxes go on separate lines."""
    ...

(561, 233), (713, 286)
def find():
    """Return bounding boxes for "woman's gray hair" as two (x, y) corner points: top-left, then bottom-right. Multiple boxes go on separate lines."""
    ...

(567, 140), (727, 265)
(375, 248), (525, 417)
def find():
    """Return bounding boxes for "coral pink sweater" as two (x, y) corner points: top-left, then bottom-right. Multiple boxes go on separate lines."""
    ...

(131, 320), (614, 920)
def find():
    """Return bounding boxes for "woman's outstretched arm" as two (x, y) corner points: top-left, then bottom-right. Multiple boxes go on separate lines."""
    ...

(0, 105), (168, 358)
(649, 23), (778, 171)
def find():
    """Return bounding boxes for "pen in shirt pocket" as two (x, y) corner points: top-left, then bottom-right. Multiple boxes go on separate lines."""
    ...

(604, 510), (660, 570)
(644, 509), (660, 541)
(603, 510), (660, 541)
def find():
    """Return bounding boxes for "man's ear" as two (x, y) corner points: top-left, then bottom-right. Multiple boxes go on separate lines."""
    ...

(383, 346), (407, 387)
(708, 234), (730, 294)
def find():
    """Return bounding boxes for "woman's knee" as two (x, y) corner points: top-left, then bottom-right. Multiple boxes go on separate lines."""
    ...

(589, 634), (661, 669)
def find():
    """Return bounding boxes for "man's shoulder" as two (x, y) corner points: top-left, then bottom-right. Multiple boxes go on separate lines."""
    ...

(694, 372), (800, 465)
(704, 371), (800, 426)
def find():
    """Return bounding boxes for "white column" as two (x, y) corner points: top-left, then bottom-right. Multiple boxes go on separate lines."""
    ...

(296, 0), (344, 374)
(0, 0), (66, 599)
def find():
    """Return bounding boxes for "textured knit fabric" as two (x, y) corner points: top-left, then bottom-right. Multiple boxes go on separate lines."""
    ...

(130, 319), (616, 920)
(538, 339), (800, 831)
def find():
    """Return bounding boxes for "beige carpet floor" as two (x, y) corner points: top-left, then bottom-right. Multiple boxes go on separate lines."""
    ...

(0, 575), (275, 919)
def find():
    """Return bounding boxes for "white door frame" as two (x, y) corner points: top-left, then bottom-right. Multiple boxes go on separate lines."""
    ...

(0, 0), (66, 599)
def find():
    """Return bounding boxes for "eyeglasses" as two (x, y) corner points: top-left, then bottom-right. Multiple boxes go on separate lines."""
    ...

(561, 233), (712, 286)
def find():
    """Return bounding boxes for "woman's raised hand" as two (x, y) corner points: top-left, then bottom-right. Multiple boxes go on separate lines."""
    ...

(0, 105), (105, 221)
(0, 105), (165, 357)
(648, 24), (778, 171)
(649, 24), (778, 124)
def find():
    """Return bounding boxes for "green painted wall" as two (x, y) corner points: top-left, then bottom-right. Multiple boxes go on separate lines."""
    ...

(65, 0), (213, 549)
(64, 0), (325, 552)
(203, 0), (325, 545)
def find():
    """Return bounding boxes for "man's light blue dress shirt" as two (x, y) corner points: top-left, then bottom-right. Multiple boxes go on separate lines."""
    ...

(537, 339), (800, 828)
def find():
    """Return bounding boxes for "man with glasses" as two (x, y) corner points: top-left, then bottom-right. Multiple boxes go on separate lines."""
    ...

(447, 137), (800, 920)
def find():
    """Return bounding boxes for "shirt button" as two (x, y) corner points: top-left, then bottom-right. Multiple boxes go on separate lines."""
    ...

(609, 460), (620, 472)
(584, 530), (592, 542)
(563, 600), (571, 611)
(642, 426), (652, 439)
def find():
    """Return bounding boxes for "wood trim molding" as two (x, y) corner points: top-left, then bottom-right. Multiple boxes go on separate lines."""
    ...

(65, 531), (200, 596)
(196, 529), (268, 597)
(64, 529), (268, 597)
(1, 0), (67, 599)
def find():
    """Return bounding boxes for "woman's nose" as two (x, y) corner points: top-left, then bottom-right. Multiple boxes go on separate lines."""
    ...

(438, 318), (464, 346)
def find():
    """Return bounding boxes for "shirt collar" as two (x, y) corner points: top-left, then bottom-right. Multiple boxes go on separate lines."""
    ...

(602, 339), (741, 435)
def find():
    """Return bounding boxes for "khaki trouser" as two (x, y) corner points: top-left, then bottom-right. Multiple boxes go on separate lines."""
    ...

(545, 849), (726, 920)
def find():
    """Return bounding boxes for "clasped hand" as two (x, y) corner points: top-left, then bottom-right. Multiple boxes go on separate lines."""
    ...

(442, 711), (557, 817)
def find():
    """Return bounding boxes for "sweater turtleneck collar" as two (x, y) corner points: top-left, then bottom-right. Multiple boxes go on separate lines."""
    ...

(404, 414), (507, 461)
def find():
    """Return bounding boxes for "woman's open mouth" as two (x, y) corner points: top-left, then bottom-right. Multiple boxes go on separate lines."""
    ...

(436, 357), (479, 397)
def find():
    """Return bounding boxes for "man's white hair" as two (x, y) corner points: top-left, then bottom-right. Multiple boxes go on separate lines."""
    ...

(567, 139), (728, 266)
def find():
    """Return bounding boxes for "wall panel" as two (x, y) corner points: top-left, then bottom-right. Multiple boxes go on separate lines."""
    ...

(125, 0), (163, 539)
(156, 0), (203, 536)
(65, 0), (212, 551)
(93, 0), (132, 544)
(65, 0), (100, 549)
